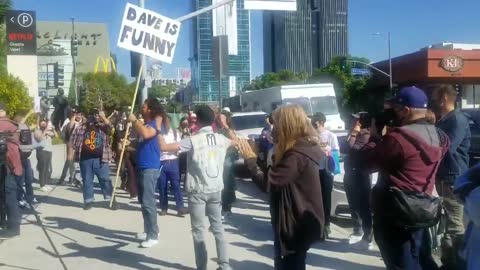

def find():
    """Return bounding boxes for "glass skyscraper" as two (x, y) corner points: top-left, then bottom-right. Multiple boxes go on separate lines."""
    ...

(191, 0), (251, 103)
(264, 0), (348, 74)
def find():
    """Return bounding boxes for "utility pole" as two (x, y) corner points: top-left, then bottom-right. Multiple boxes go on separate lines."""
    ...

(388, 32), (392, 91)
(139, 0), (148, 104)
(70, 17), (78, 106)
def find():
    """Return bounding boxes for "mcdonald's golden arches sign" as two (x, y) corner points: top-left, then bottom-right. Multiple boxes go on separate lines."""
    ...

(94, 56), (116, 73)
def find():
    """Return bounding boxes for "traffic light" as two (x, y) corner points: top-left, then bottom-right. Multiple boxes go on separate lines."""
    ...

(53, 62), (64, 88)
(71, 39), (78, 57)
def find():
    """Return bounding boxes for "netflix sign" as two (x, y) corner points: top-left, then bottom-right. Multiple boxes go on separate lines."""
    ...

(6, 10), (36, 55)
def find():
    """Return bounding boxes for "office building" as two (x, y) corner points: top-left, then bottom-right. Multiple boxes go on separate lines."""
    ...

(191, 0), (251, 103)
(311, 0), (348, 68)
(264, 0), (348, 74)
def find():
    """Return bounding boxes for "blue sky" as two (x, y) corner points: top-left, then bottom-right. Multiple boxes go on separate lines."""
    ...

(14, 0), (480, 80)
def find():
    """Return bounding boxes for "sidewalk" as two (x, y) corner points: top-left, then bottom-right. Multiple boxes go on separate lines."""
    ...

(0, 146), (385, 270)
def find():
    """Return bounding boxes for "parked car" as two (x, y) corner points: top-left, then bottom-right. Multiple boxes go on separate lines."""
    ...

(462, 109), (480, 167)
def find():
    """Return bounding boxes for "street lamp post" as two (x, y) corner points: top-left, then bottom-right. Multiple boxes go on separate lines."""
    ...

(374, 32), (393, 91)
(70, 17), (78, 106)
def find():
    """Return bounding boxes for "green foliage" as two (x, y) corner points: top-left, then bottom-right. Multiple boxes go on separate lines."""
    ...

(148, 84), (176, 100)
(243, 70), (307, 91)
(166, 101), (183, 113)
(0, 24), (7, 75)
(79, 72), (134, 114)
(0, 73), (33, 117)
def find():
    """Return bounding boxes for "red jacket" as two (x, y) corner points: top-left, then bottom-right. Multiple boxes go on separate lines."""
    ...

(0, 118), (22, 176)
(367, 121), (449, 214)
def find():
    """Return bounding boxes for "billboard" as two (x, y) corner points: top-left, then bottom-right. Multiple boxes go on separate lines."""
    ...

(37, 39), (73, 97)
(244, 0), (297, 11)
(6, 10), (36, 55)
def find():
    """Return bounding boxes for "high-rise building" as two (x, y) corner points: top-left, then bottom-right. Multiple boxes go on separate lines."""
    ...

(191, 0), (251, 103)
(312, 0), (348, 68)
(264, 0), (348, 74)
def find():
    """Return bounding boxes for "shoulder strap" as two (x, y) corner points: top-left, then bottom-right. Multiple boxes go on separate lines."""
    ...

(290, 149), (322, 168)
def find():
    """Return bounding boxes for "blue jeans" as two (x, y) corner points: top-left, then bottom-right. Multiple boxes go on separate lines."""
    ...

(79, 158), (113, 204)
(189, 191), (231, 270)
(17, 159), (34, 203)
(138, 168), (161, 240)
(157, 159), (183, 210)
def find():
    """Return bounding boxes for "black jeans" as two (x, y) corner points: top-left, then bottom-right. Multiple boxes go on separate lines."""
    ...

(273, 228), (308, 270)
(320, 169), (333, 227)
(221, 154), (236, 212)
(37, 150), (52, 187)
(344, 168), (373, 241)
(0, 166), (21, 231)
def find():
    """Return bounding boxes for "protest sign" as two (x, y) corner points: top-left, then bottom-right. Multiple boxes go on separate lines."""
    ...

(117, 3), (181, 64)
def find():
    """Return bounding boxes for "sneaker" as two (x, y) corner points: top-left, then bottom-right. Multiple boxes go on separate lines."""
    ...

(83, 202), (94, 210)
(136, 232), (147, 240)
(352, 239), (375, 251)
(140, 239), (158, 248)
(32, 198), (39, 204)
(177, 207), (189, 217)
(18, 200), (28, 208)
(159, 209), (167, 216)
(348, 233), (364, 245)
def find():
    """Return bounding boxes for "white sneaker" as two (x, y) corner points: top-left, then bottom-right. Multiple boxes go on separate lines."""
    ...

(32, 198), (39, 204)
(136, 232), (147, 240)
(140, 239), (158, 248)
(19, 200), (28, 208)
(352, 240), (375, 251)
(348, 233), (364, 245)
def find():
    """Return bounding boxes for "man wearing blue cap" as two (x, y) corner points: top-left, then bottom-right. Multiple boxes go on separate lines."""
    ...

(360, 86), (450, 269)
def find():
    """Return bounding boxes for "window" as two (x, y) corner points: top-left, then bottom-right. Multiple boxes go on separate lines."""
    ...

(311, 96), (339, 115)
(231, 114), (267, 130)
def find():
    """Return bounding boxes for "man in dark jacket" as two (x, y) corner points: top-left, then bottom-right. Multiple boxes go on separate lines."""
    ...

(366, 87), (449, 269)
(428, 84), (471, 269)
(343, 112), (373, 249)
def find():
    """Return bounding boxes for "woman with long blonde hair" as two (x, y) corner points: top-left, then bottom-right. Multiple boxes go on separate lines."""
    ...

(237, 105), (325, 270)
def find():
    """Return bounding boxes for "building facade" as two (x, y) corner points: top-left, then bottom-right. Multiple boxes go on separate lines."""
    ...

(311, 0), (348, 69)
(191, 0), (251, 103)
(264, 0), (348, 74)
(36, 22), (111, 97)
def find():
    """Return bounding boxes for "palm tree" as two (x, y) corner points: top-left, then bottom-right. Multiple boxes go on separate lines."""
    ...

(0, 0), (12, 24)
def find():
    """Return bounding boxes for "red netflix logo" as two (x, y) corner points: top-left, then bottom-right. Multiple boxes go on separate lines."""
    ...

(9, 33), (33, 41)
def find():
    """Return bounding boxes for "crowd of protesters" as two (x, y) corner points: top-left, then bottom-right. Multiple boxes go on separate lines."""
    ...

(1, 84), (480, 270)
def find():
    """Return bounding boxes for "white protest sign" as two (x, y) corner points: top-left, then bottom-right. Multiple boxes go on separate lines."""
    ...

(34, 95), (41, 113)
(117, 3), (181, 64)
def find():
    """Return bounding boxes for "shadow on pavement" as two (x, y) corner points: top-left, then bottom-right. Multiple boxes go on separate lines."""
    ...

(38, 238), (195, 270)
(0, 263), (41, 270)
(44, 217), (138, 243)
(230, 259), (272, 270)
(37, 194), (140, 212)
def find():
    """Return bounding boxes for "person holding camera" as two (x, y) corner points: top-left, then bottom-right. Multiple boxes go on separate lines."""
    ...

(343, 112), (374, 249)
(0, 103), (23, 238)
(366, 87), (449, 269)
(69, 109), (115, 210)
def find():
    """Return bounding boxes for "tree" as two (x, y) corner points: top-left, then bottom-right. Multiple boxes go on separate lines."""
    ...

(0, 73), (33, 117)
(148, 84), (176, 100)
(243, 70), (307, 91)
(310, 56), (375, 113)
(79, 72), (134, 113)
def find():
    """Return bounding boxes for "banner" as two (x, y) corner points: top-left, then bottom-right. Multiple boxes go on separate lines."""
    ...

(117, 3), (181, 64)
(244, 0), (297, 11)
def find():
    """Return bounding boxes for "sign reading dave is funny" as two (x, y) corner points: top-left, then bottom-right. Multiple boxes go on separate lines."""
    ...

(117, 3), (181, 64)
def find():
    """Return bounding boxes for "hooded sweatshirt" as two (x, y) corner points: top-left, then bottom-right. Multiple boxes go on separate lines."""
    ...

(367, 120), (449, 215)
(246, 137), (325, 255)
